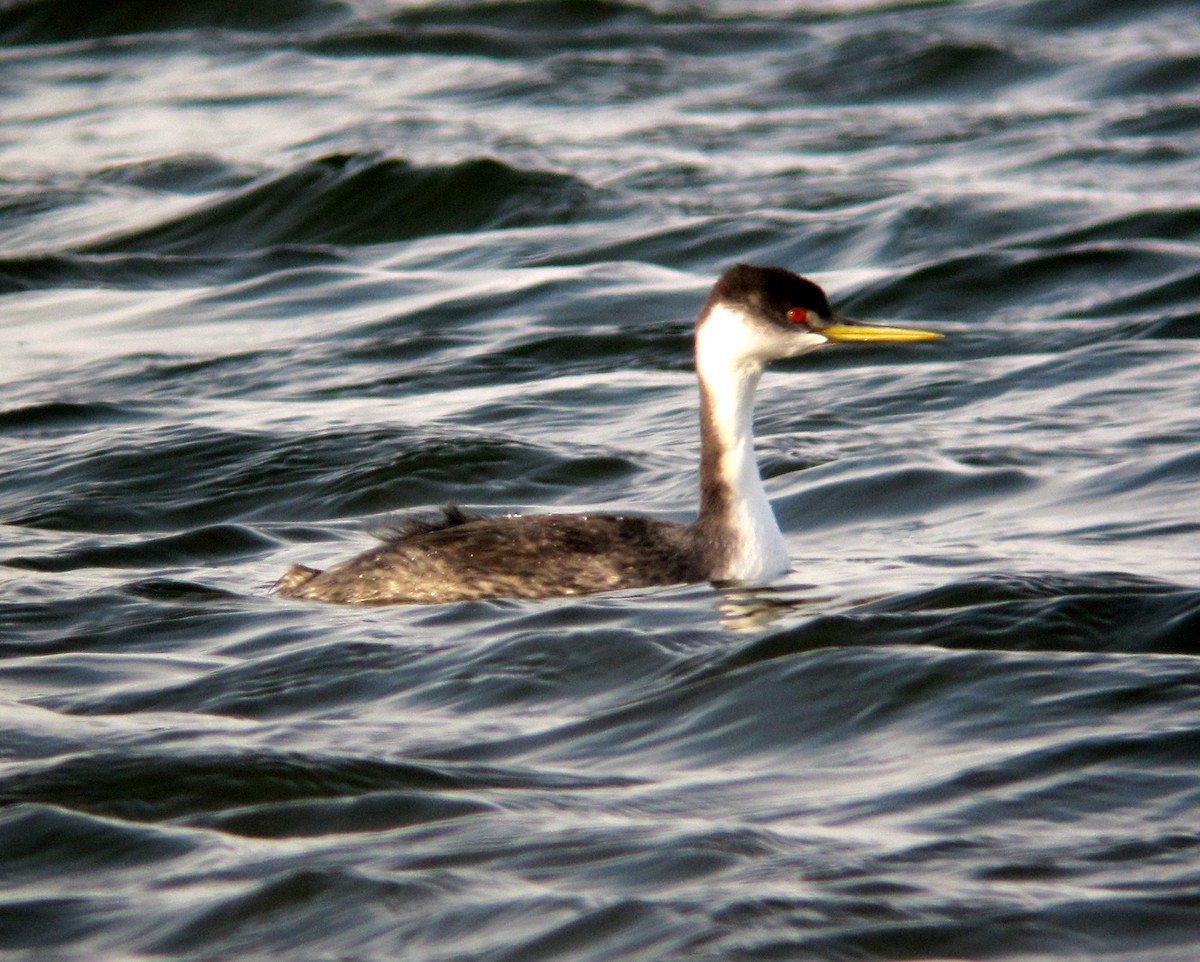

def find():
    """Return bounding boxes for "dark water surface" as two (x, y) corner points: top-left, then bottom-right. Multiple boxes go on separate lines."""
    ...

(3, 1), (1200, 959)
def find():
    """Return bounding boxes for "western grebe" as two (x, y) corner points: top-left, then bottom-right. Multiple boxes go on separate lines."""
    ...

(274, 264), (939, 605)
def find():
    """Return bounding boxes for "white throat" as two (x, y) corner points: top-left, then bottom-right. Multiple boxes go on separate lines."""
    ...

(693, 303), (798, 582)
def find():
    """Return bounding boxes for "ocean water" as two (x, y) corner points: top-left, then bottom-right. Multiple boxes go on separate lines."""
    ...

(2, 0), (1200, 959)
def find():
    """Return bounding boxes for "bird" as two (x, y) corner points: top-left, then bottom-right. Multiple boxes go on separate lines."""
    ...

(273, 264), (939, 605)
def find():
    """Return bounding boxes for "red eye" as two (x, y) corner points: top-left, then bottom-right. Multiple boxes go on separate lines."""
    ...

(788, 307), (811, 327)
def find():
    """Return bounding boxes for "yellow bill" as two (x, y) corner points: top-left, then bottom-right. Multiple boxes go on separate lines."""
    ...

(819, 320), (942, 342)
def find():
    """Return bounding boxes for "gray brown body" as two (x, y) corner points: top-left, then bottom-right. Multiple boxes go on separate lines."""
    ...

(274, 508), (707, 605)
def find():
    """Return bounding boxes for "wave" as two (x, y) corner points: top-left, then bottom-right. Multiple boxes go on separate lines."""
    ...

(0, 0), (347, 45)
(0, 421), (609, 534)
(306, 0), (782, 60)
(732, 572), (1200, 659)
(778, 30), (1041, 103)
(0, 248), (340, 294)
(3, 523), (277, 574)
(79, 154), (599, 257)
(0, 400), (145, 435)
(847, 247), (1200, 326)
(0, 155), (602, 290)
(0, 744), (630, 822)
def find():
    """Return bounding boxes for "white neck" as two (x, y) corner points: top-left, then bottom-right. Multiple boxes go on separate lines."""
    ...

(693, 304), (790, 582)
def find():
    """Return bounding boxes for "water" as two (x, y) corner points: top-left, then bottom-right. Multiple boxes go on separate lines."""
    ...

(2, 1), (1200, 959)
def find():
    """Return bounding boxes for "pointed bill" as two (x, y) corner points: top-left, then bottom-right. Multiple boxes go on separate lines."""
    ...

(819, 319), (941, 343)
